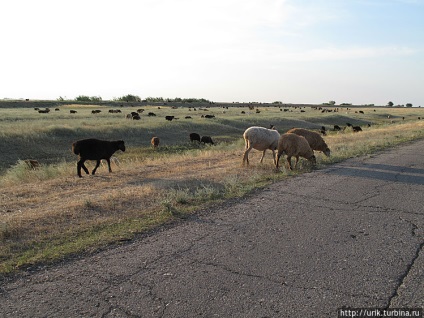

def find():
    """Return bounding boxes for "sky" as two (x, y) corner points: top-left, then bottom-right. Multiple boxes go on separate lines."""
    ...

(1, 0), (423, 106)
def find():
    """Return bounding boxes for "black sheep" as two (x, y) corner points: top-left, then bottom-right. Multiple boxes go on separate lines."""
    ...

(72, 138), (126, 177)
(200, 136), (214, 145)
(189, 133), (201, 142)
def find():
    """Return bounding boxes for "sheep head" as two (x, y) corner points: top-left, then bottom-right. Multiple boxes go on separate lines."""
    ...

(323, 147), (331, 157)
(117, 140), (126, 152)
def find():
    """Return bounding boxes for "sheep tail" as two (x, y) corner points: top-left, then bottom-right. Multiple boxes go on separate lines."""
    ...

(72, 142), (80, 155)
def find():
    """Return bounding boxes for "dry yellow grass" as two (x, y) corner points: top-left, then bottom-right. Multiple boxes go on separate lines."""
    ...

(1, 110), (424, 274)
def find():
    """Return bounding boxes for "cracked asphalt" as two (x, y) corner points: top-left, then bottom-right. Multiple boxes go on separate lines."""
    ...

(1, 140), (423, 317)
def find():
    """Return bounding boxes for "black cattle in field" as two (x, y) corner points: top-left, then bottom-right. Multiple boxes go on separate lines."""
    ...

(165, 116), (175, 121)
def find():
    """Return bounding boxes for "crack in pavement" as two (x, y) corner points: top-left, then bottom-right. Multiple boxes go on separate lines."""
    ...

(387, 242), (424, 308)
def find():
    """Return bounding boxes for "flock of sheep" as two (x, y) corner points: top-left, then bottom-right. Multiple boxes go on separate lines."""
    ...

(242, 126), (330, 171)
(71, 126), (330, 178)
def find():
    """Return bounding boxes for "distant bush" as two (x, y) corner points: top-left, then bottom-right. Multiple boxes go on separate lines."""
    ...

(114, 94), (142, 102)
(74, 95), (102, 102)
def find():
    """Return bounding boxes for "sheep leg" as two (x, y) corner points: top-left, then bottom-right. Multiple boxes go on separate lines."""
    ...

(293, 156), (300, 169)
(77, 159), (89, 177)
(91, 160), (101, 175)
(275, 152), (282, 170)
(105, 158), (112, 172)
(242, 144), (252, 166)
(259, 150), (267, 163)
(286, 156), (293, 170)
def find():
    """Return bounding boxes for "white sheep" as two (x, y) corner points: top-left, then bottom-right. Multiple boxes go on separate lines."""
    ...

(275, 133), (316, 170)
(242, 126), (280, 166)
(286, 128), (331, 157)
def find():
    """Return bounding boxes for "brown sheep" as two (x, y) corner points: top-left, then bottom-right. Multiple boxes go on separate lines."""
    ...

(286, 128), (330, 157)
(151, 136), (160, 149)
(24, 159), (40, 170)
(275, 133), (316, 170)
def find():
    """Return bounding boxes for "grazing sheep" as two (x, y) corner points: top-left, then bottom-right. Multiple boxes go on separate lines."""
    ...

(352, 126), (362, 132)
(189, 133), (201, 142)
(275, 133), (316, 170)
(131, 112), (141, 120)
(151, 136), (160, 149)
(24, 159), (40, 170)
(242, 126), (280, 166)
(286, 128), (331, 157)
(200, 136), (214, 145)
(72, 138), (125, 178)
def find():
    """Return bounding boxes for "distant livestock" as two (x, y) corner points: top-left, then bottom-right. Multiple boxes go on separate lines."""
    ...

(70, 110), (77, 114)
(24, 159), (40, 170)
(242, 126), (280, 166)
(200, 136), (214, 145)
(352, 126), (362, 132)
(333, 125), (342, 131)
(91, 110), (101, 114)
(286, 128), (331, 157)
(151, 136), (160, 149)
(189, 133), (201, 142)
(38, 108), (50, 113)
(127, 112), (140, 120)
(165, 115), (175, 121)
(276, 133), (316, 170)
(72, 138), (125, 178)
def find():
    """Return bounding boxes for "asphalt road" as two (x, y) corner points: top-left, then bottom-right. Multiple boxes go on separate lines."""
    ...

(1, 140), (423, 318)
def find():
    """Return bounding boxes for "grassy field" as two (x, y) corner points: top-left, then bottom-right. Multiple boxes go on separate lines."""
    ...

(1, 102), (424, 275)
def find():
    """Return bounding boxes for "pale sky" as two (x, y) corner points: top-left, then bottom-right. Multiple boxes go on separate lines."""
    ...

(1, 0), (423, 106)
